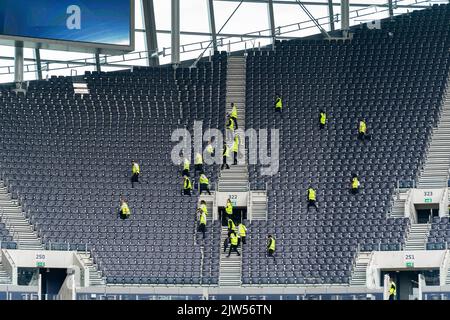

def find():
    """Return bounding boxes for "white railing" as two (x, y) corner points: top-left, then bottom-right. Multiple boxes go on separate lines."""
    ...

(73, 251), (88, 287)
(247, 188), (252, 222)
(404, 189), (413, 222)
(58, 273), (76, 300)
(0, 0), (441, 79)
(2, 248), (17, 285)
(439, 187), (448, 217)
(439, 249), (450, 285)
(366, 251), (376, 288)
(213, 189), (218, 221)
(199, 246), (204, 285)
(350, 243), (361, 281)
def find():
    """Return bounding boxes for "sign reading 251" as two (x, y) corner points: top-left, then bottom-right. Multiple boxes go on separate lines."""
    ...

(404, 253), (415, 268)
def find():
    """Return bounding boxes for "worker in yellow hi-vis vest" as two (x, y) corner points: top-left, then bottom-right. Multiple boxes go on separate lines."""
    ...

(194, 152), (204, 175)
(358, 118), (367, 141)
(227, 217), (237, 235)
(221, 142), (230, 170)
(275, 94), (282, 112)
(226, 115), (235, 132)
(206, 138), (215, 157)
(119, 197), (131, 220)
(227, 231), (240, 257)
(182, 154), (190, 177)
(230, 103), (238, 130)
(238, 222), (247, 246)
(197, 207), (207, 239)
(319, 110), (327, 129)
(351, 174), (360, 194)
(183, 175), (193, 196)
(224, 198), (233, 225)
(131, 160), (140, 188)
(267, 235), (276, 257)
(232, 134), (240, 165)
(199, 173), (211, 195)
(389, 279), (396, 300)
(307, 186), (318, 211)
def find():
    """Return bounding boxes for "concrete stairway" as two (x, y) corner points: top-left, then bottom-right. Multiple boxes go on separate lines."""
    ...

(218, 55), (249, 193)
(73, 82), (89, 95)
(0, 181), (43, 250)
(418, 80), (450, 188)
(226, 56), (246, 130)
(76, 252), (106, 286)
(390, 199), (406, 218)
(0, 261), (12, 285)
(404, 224), (431, 250)
(349, 252), (371, 286)
(218, 165), (249, 192)
(389, 189), (409, 218)
(219, 227), (242, 287)
(216, 55), (247, 287)
(225, 55), (246, 162)
(249, 191), (267, 220)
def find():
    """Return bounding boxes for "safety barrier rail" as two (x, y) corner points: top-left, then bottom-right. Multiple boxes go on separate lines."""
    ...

(0, 0), (442, 78)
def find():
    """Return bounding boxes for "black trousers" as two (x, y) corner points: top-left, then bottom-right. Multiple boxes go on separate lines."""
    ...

(307, 200), (318, 210)
(233, 151), (238, 165)
(182, 169), (190, 177)
(195, 164), (204, 174)
(223, 238), (229, 253)
(358, 132), (365, 140)
(119, 210), (129, 220)
(275, 108), (281, 113)
(319, 123), (325, 129)
(351, 188), (359, 194)
(221, 156), (230, 169)
(268, 249), (275, 257)
(131, 173), (139, 187)
(231, 116), (238, 129)
(198, 223), (206, 239)
(228, 227), (236, 235)
(233, 209), (241, 224)
(238, 236), (246, 246)
(228, 244), (240, 256)
(219, 208), (226, 226)
(199, 183), (211, 195)
(389, 294), (395, 301)
(220, 207), (235, 226)
(183, 189), (192, 196)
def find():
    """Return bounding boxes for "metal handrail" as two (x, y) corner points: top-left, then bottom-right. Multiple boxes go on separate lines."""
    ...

(350, 244), (361, 281)
(366, 251), (376, 287)
(199, 246), (204, 285)
(439, 187), (448, 217)
(3, 247), (16, 268)
(0, 0), (439, 78)
(440, 249), (450, 285)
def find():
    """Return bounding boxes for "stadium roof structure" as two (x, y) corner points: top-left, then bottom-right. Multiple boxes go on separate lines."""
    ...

(0, 0), (447, 84)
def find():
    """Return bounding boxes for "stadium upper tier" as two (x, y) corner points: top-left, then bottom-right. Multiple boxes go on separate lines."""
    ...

(243, 4), (450, 285)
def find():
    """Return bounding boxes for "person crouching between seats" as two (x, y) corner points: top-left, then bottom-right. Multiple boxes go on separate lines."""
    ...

(119, 197), (131, 220)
